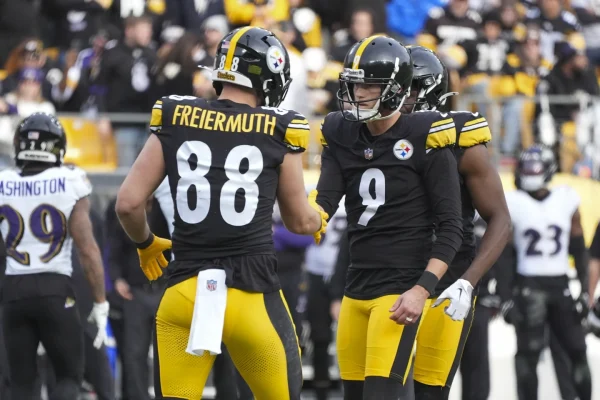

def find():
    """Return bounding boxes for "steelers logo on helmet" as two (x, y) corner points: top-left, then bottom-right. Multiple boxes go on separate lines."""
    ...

(393, 139), (413, 160)
(266, 46), (286, 73)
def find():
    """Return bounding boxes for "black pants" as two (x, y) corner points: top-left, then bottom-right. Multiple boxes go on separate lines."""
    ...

(0, 308), (10, 399)
(459, 304), (491, 400)
(307, 273), (333, 400)
(2, 296), (84, 400)
(549, 328), (578, 400)
(122, 286), (162, 400)
(513, 275), (591, 400)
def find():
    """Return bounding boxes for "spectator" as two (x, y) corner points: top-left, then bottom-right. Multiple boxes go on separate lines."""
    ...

(224, 0), (289, 28)
(290, 0), (322, 50)
(331, 8), (376, 62)
(0, 0), (42, 66)
(95, 14), (157, 166)
(525, 0), (582, 65)
(269, 20), (310, 117)
(104, 0), (167, 39)
(387, 0), (444, 44)
(498, 1), (527, 45)
(1, 39), (53, 100)
(304, 47), (343, 115)
(152, 32), (203, 99)
(194, 15), (229, 100)
(162, 0), (225, 38)
(572, 0), (600, 66)
(156, 25), (186, 60)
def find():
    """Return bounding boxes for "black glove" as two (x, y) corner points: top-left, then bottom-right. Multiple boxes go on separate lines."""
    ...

(478, 294), (501, 318)
(574, 293), (590, 323)
(501, 300), (522, 325)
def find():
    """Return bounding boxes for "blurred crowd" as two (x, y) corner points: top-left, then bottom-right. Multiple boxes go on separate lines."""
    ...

(1, 0), (600, 175)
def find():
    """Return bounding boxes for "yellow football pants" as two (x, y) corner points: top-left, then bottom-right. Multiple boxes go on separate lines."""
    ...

(413, 296), (477, 387)
(336, 294), (432, 383)
(153, 276), (302, 400)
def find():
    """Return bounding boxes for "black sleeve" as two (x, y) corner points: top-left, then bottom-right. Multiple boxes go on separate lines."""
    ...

(422, 147), (463, 265)
(316, 146), (346, 219)
(495, 243), (517, 302)
(590, 222), (600, 260)
(329, 228), (349, 301)
(104, 198), (126, 282)
(569, 235), (588, 295)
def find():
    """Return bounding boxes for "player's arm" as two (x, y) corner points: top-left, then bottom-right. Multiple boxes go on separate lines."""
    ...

(70, 196), (106, 304)
(315, 124), (345, 218)
(276, 152), (324, 236)
(569, 208), (589, 298)
(589, 223), (600, 305)
(459, 144), (511, 286)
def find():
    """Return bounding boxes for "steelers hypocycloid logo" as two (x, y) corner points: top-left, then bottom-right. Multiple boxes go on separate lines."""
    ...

(393, 139), (413, 160)
(266, 46), (286, 74)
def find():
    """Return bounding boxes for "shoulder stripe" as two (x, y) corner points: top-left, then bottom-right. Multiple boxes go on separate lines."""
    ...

(150, 99), (163, 131)
(458, 126), (492, 147)
(426, 126), (456, 149)
(291, 118), (309, 125)
(429, 122), (455, 133)
(464, 117), (486, 127)
(431, 118), (454, 128)
(225, 26), (253, 71)
(284, 127), (310, 151)
(461, 121), (488, 132)
(288, 123), (311, 130)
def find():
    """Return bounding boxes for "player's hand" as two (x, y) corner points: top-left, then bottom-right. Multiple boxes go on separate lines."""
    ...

(575, 293), (590, 322)
(501, 300), (522, 325)
(308, 190), (329, 244)
(115, 278), (133, 300)
(88, 301), (110, 349)
(137, 234), (171, 281)
(432, 279), (474, 321)
(330, 299), (342, 321)
(389, 286), (429, 325)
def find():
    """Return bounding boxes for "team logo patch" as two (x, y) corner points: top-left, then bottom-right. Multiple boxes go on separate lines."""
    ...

(206, 280), (217, 291)
(364, 148), (373, 160)
(266, 46), (285, 73)
(393, 139), (413, 160)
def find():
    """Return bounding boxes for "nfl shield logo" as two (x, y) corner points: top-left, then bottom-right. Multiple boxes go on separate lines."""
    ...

(364, 148), (373, 160)
(206, 280), (217, 291)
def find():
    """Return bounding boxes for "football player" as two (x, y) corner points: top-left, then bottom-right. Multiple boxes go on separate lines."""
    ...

(403, 46), (512, 399)
(314, 35), (464, 399)
(0, 113), (109, 400)
(498, 146), (591, 400)
(115, 26), (328, 399)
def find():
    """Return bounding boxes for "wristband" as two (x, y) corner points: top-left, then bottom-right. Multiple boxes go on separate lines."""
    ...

(416, 271), (439, 296)
(135, 233), (155, 249)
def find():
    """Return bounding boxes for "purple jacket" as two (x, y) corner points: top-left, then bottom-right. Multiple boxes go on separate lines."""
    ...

(273, 223), (314, 252)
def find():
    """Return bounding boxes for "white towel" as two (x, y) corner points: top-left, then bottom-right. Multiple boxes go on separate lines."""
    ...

(186, 269), (227, 356)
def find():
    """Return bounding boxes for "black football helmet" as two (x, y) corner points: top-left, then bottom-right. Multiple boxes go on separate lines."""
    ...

(210, 26), (291, 107)
(14, 112), (66, 168)
(337, 35), (412, 122)
(405, 45), (456, 112)
(514, 144), (557, 192)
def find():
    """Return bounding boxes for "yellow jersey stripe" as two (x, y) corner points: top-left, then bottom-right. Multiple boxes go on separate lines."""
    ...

(150, 107), (162, 128)
(352, 35), (385, 69)
(430, 118), (453, 128)
(155, 100), (163, 106)
(291, 118), (309, 125)
(458, 127), (492, 147)
(284, 127), (310, 150)
(426, 127), (457, 149)
(464, 117), (486, 127)
(225, 26), (253, 71)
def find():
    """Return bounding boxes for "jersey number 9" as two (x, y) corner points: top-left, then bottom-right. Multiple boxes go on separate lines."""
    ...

(176, 140), (263, 227)
(0, 204), (67, 266)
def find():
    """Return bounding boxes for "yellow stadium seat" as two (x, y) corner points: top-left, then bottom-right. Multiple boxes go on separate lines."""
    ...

(58, 117), (118, 172)
(0, 69), (7, 81)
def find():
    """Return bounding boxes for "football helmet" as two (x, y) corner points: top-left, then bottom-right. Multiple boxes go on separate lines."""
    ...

(14, 112), (66, 168)
(515, 144), (557, 192)
(210, 26), (291, 108)
(337, 35), (412, 122)
(405, 45), (456, 112)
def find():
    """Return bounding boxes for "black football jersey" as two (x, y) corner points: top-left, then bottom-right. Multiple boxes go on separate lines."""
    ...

(316, 111), (463, 298)
(151, 95), (310, 263)
(525, 8), (580, 65)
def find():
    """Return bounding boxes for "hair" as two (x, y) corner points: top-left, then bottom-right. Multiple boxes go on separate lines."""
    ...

(155, 32), (203, 80)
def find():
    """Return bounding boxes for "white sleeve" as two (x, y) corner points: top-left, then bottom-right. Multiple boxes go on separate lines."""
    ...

(69, 167), (92, 200)
(564, 186), (581, 216)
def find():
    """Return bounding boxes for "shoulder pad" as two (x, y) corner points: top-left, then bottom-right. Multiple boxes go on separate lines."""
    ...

(428, 6), (445, 19)
(466, 10), (482, 24)
(561, 10), (579, 26)
(452, 111), (492, 147)
(150, 97), (165, 134)
(422, 111), (456, 150)
(279, 109), (311, 152)
(507, 53), (521, 68)
(64, 165), (92, 199)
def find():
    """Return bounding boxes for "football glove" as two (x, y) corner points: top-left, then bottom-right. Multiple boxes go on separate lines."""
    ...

(137, 234), (171, 281)
(574, 293), (590, 322)
(432, 279), (474, 321)
(588, 299), (600, 338)
(88, 301), (110, 349)
(308, 189), (329, 245)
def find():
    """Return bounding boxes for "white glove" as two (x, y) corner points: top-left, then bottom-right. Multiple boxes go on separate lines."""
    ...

(432, 279), (474, 321)
(88, 301), (110, 349)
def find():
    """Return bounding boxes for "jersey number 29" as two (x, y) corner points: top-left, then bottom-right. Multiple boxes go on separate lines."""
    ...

(176, 141), (263, 226)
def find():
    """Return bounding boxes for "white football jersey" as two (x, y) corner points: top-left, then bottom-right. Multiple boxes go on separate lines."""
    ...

(505, 186), (580, 276)
(0, 166), (92, 276)
(305, 205), (347, 277)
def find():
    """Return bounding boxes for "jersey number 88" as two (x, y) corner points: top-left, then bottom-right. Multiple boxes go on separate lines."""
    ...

(176, 140), (263, 227)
